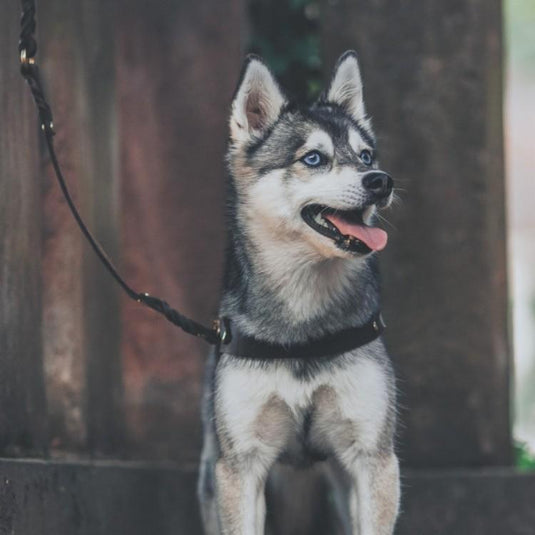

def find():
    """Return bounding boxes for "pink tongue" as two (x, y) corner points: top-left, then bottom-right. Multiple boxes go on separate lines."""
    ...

(324, 214), (388, 251)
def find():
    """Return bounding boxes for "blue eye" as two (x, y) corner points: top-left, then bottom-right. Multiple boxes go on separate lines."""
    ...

(302, 150), (324, 167)
(360, 150), (373, 166)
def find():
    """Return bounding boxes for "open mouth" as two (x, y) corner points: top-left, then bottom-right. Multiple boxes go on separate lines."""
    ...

(301, 204), (388, 255)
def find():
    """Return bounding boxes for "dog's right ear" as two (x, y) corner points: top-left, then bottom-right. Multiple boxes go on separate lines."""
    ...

(230, 55), (287, 144)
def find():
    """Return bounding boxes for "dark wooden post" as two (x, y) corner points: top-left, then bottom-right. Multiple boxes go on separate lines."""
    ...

(116, 0), (245, 461)
(321, 0), (511, 467)
(0, 1), (48, 456)
(39, 0), (123, 456)
(76, 0), (125, 457)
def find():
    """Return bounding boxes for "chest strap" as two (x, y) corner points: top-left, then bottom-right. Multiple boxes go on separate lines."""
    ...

(218, 312), (385, 360)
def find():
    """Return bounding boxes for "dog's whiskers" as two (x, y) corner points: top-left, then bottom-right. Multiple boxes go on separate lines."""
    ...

(375, 212), (398, 231)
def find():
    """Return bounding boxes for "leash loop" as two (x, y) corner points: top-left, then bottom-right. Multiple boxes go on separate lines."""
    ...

(18, 0), (222, 346)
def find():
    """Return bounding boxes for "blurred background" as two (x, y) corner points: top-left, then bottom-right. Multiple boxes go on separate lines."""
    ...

(506, 0), (535, 463)
(1, 0), (534, 533)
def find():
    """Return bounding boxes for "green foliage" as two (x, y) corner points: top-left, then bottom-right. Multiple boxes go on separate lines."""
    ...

(248, 0), (323, 102)
(505, 0), (535, 74)
(514, 441), (535, 471)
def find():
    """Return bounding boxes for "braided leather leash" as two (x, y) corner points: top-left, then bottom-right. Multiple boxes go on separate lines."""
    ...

(18, 0), (222, 346)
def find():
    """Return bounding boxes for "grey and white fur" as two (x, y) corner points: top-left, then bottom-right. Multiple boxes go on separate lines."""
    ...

(198, 51), (400, 534)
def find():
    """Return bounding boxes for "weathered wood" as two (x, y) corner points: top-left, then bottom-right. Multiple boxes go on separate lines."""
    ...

(39, 0), (123, 455)
(0, 1), (48, 456)
(0, 460), (201, 535)
(116, 0), (245, 461)
(1, 461), (534, 535)
(397, 469), (535, 534)
(76, 0), (125, 457)
(321, 0), (511, 467)
(39, 0), (90, 454)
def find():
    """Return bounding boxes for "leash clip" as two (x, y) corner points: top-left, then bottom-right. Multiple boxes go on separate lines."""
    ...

(213, 318), (231, 345)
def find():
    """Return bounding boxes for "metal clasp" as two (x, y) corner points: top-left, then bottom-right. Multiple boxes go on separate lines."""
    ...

(213, 318), (231, 344)
(373, 313), (386, 332)
(20, 49), (35, 66)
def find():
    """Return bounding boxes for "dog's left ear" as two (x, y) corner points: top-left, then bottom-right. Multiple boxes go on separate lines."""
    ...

(323, 51), (367, 123)
(230, 55), (287, 144)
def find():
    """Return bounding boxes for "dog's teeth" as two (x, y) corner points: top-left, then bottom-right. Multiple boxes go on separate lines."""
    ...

(314, 213), (328, 227)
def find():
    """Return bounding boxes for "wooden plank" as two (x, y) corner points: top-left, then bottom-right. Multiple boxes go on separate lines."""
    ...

(39, 0), (123, 455)
(38, 0), (90, 454)
(0, 460), (534, 535)
(0, 460), (201, 535)
(116, 0), (245, 461)
(0, 1), (48, 456)
(397, 469), (535, 534)
(75, 0), (124, 457)
(321, 0), (511, 466)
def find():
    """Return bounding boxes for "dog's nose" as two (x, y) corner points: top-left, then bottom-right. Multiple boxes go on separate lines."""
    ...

(362, 171), (393, 199)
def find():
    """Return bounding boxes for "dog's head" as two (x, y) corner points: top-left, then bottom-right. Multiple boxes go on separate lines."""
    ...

(228, 51), (393, 260)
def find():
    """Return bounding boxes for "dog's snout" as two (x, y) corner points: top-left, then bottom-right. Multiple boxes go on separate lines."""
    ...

(362, 171), (393, 199)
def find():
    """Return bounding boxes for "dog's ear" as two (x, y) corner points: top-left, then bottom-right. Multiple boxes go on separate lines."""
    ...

(230, 55), (287, 144)
(323, 51), (367, 123)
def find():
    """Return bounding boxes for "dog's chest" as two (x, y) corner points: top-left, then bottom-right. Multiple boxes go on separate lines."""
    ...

(215, 353), (390, 464)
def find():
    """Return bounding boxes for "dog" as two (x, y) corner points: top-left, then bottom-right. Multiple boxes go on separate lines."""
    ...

(198, 51), (399, 535)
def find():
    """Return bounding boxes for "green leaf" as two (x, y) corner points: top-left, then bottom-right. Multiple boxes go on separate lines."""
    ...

(514, 441), (535, 471)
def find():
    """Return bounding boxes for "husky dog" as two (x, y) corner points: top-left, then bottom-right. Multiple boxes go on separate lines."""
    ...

(198, 51), (399, 535)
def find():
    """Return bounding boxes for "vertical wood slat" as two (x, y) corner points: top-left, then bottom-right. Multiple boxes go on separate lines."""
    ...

(39, 0), (88, 454)
(322, 0), (511, 467)
(76, 0), (124, 457)
(39, 0), (123, 456)
(0, 2), (48, 456)
(116, 0), (245, 461)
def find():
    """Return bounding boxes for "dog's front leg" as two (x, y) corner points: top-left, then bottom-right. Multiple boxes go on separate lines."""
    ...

(215, 456), (268, 535)
(344, 452), (400, 535)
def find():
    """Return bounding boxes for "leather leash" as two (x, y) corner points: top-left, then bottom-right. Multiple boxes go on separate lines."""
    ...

(18, 0), (385, 358)
(18, 0), (221, 345)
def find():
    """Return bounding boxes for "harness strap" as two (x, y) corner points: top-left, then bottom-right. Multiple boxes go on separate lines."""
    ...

(220, 313), (385, 360)
(18, 0), (220, 345)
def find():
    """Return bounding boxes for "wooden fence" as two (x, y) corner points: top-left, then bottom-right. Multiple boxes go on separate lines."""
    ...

(1, 0), (534, 533)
